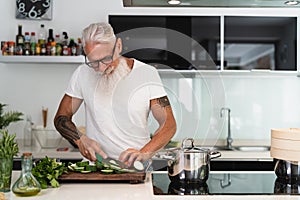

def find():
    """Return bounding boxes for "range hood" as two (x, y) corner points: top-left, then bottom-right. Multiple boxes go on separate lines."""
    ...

(123, 0), (300, 7)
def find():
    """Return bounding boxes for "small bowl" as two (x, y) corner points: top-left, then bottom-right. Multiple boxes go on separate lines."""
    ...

(32, 128), (62, 148)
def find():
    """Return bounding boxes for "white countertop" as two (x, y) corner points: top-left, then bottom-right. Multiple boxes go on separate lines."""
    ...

(4, 171), (300, 200)
(16, 139), (273, 161)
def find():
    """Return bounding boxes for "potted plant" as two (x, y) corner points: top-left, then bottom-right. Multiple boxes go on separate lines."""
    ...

(0, 103), (23, 192)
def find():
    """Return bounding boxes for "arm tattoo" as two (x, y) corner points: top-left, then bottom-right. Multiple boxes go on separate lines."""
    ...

(54, 115), (82, 147)
(157, 96), (170, 107)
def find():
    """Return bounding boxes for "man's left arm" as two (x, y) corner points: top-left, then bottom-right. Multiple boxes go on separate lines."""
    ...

(119, 96), (176, 165)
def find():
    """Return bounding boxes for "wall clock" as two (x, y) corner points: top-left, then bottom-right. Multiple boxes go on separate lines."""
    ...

(16, 0), (53, 20)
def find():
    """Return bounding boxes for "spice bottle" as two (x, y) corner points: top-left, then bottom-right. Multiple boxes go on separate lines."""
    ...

(12, 152), (41, 197)
(8, 41), (15, 55)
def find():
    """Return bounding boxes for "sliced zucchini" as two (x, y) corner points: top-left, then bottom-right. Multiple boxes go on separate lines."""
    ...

(133, 161), (144, 171)
(68, 165), (75, 171)
(101, 169), (114, 174)
(80, 170), (92, 173)
(119, 168), (136, 173)
(109, 160), (118, 165)
(109, 164), (121, 170)
(74, 166), (85, 172)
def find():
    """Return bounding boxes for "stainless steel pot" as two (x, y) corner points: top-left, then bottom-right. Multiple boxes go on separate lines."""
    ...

(274, 159), (300, 183)
(167, 138), (221, 183)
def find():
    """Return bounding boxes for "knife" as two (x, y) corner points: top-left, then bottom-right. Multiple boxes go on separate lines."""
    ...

(95, 153), (145, 172)
(95, 153), (129, 169)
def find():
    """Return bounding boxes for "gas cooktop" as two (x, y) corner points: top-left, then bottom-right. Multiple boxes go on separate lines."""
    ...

(152, 171), (300, 195)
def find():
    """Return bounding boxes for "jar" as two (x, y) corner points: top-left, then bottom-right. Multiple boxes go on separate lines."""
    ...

(8, 41), (15, 55)
(12, 152), (41, 197)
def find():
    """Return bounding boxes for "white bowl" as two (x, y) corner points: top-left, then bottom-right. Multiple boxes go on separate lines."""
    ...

(32, 128), (62, 148)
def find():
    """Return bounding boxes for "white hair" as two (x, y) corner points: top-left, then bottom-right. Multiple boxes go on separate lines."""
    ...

(82, 22), (116, 47)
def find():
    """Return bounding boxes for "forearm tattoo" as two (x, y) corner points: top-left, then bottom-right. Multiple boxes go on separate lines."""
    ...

(157, 96), (170, 107)
(54, 115), (82, 147)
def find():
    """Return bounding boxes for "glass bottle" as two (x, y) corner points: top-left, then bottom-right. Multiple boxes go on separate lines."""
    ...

(47, 29), (54, 43)
(23, 115), (32, 147)
(30, 32), (37, 55)
(16, 24), (24, 46)
(12, 152), (41, 197)
(38, 24), (47, 45)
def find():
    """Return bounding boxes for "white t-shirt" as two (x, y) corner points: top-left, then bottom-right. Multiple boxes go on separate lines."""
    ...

(65, 59), (167, 159)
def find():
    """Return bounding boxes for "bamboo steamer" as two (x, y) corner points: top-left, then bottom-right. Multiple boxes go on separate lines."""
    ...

(271, 128), (300, 161)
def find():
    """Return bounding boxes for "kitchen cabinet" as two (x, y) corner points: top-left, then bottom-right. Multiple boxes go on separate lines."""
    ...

(222, 16), (297, 71)
(110, 15), (298, 72)
(109, 15), (220, 70)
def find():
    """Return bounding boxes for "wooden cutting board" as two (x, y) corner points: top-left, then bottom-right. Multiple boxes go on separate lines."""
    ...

(58, 172), (146, 184)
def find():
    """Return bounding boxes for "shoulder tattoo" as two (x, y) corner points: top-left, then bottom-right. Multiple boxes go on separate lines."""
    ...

(157, 96), (170, 107)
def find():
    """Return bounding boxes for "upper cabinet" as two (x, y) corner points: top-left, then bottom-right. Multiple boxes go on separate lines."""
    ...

(109, 15), (297, 72)
(109, 15), (220, 70)
(222, 16), (297, 71)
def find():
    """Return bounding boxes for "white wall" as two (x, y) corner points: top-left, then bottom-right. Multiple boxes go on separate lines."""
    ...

(1, 0), (300, 143)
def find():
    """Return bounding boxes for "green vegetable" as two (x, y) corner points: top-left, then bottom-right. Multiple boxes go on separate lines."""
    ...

(76, 161), (89, 167)
(67, 160), (139, 174)
(32, 157), (67, 189)
(0, 103), (23, 130)
(0, 129), (19, 158)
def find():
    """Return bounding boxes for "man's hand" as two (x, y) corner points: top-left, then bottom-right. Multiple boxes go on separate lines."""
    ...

(119, 148), (154, 167)
(75, 135), (107, 162)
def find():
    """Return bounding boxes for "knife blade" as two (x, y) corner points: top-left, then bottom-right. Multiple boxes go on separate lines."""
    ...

(95, 153), (129, 169)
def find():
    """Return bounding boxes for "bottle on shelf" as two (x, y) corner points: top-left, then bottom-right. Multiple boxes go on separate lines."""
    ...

(68, 38), (77, 56)
(30, 32), (37, 55)
(16, 24), (25, 46)
(23, 115), (32, 146)
(50, 41), (56, 56)
(24, 32), (31, 56)
(55, 34), (62, 56)
(15, 25), (25, 55)
(61, 32), (69, 56)
(8, 41), (15, 55)
(38, 24), (47, 45)
(35, 43), (41, 55)
(40, 43), (46, 55)
(76, 38), (83, 55)
(12, 152), (41, 197)
(47, 29), (54, 43)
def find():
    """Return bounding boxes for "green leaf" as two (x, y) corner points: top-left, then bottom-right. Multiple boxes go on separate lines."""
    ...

(0, 129), (19, 158)
(32, 156), (67, 189)
(0, 103), (23, 129)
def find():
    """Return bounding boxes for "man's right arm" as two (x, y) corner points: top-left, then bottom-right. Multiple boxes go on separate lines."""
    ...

(54, 94), (83, 147)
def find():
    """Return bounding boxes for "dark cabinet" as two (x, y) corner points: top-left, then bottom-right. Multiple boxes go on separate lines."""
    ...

(109, 15), (297, 71)
(109, 15), (220, 70)
(222, 16), (296, 71)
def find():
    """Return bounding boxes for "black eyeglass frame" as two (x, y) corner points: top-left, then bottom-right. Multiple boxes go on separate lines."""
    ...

(84, 39), (117, 69)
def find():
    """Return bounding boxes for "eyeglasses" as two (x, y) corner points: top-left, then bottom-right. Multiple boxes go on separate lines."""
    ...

(85, 40), (117, 69)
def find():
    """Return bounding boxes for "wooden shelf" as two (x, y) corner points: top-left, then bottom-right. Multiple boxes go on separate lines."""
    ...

(0, 55), (84, 64)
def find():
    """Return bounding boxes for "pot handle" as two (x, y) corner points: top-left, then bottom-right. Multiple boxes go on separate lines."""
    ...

(210, 151), (221, 159)
(181, 138), (194, 149)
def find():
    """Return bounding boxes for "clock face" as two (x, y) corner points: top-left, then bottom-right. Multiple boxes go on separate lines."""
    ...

(16, 0), (52, 20)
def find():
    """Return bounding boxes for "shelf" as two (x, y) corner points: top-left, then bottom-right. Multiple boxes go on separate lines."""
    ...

(158, 69), (299, 77)
(0, 55), (84, 64)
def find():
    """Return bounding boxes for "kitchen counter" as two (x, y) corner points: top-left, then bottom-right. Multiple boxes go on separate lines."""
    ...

(16, 139), (273, 161)
(3, 171), (300, 200)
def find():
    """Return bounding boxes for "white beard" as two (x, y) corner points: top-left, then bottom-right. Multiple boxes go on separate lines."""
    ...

(98, 58), (131, 95)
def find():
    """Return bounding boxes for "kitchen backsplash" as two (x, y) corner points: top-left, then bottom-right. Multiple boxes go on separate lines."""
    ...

(1, 63), (299, 144)
(149, 73), (300, 143)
